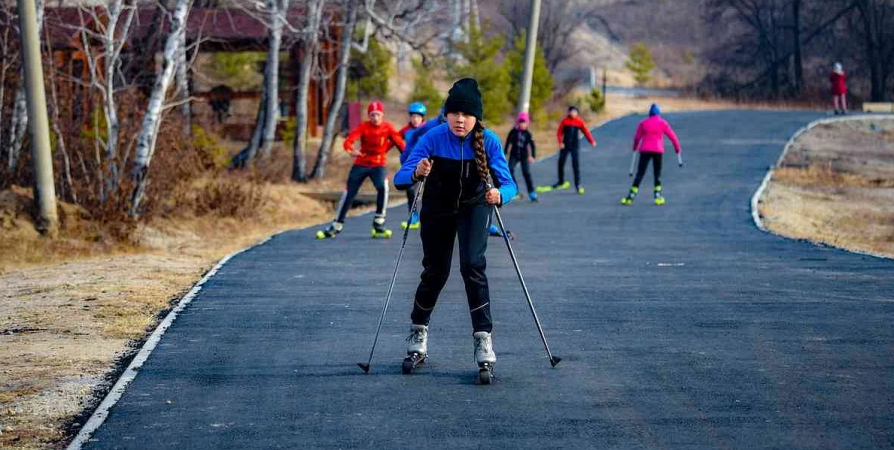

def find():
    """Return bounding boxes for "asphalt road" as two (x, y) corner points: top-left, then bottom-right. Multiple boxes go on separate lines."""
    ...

(81, 111), (894, 449)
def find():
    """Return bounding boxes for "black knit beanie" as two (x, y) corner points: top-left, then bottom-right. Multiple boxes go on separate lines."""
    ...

(444, 78), (483, 120)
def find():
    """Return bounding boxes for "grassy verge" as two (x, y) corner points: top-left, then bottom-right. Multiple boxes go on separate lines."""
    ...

(759, 118), (894, 257)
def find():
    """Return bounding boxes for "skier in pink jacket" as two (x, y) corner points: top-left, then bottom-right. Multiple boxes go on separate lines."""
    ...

(622, 104), (681, 206)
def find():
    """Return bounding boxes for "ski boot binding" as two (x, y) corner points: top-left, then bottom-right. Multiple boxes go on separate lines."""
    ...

(400, 212), (421, 231)
(621, 186), (638, 206)
(654, 186), (665, 206)
(315, 223), (343, 239)
(403, 325), (428, 374)
(474, 331), (496, 385)
(553, 181), (571, 191)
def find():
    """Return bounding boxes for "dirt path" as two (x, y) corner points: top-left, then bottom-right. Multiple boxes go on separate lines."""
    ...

(759, 117), (894, 257)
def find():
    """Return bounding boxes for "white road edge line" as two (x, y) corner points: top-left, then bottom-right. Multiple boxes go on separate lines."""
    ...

(64, 112), (633, 449)
(63, 221), (315, 449)
(750, 114), (894, 260)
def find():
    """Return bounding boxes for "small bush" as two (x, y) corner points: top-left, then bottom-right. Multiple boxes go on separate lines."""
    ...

(587, 88), (606, 113)
(191, 175), (268, 218)
(191, 125), (230, 170)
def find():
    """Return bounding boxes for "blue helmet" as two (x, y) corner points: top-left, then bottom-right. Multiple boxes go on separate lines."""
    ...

(408, 102), (427, 116)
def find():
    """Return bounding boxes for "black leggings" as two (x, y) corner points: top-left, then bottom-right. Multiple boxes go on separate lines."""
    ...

(557, 146), (581, 187)
(508, 153), (535, 194)
(335, 165), (389, 225)
(411, 202), (493, 333)
(633, 152), (662, 188)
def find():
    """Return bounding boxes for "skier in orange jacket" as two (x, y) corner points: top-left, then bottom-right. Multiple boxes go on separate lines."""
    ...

(316, 101), (405, 239)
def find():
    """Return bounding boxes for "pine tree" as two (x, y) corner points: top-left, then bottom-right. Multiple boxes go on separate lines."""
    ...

(506, 30), (554, 121)
(410, 58), (444, 109)
(626, 42), (656, 86)
(348, 35), (392, 100)
(451, 19), (511, 124)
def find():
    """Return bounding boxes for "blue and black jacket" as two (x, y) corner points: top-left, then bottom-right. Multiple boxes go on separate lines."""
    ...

(401, 115), (446, 164)
(395, 123), (517, 207)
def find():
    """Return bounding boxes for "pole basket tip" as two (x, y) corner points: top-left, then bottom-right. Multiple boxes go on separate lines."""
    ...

(358, 363), (370, 373)
(550, 357), (562, 367)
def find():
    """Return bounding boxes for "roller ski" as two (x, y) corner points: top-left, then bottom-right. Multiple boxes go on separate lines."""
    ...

(402, 325), (428, 374)
(400, 211), (421, 231)
(653, 186), (665, 206)
(371, 219), (393, 239)
(621, 186), (638, 206)
(315, 223), (342, 239)
(474, 331), (496, 385)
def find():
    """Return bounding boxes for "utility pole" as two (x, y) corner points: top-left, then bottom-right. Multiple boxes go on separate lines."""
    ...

(17, 0), (58, 236)
(516, 0), (541, 114)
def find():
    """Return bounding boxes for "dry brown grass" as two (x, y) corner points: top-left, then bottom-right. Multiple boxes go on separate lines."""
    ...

(760, 118), (894, 257)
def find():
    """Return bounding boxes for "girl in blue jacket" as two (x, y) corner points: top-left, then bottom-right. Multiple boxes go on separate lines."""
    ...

(394, 78), (517, 372)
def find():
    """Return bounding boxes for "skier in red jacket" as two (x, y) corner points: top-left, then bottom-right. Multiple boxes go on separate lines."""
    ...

(539, 106), (596, 195)
(830, 62), (848, 115)
(316, 101), (405, 239)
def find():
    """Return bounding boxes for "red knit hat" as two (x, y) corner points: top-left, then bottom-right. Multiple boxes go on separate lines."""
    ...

(368, 101), (385, 115)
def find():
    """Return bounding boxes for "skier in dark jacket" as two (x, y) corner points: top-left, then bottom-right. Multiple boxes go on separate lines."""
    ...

(394, 78), (517, 373)
(397, 102), (427, 230)
(504, 111), (538, 202)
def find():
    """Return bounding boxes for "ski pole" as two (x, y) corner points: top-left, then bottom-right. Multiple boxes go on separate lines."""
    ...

(628, 151), (638, 177)
(488, 184), (561, 368)
(677, 152), (683, 168)
(358, 169), (429, 374)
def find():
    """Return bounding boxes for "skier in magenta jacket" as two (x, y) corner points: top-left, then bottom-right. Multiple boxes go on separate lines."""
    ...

(622, 103), (681, 206)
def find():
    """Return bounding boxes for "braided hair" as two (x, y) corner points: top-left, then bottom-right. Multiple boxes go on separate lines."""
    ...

(472, 121), (490, 186)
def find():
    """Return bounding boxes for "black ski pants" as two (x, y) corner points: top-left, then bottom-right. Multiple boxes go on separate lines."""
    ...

(508, 153), (535, 194)
(632, 151), (663, 189)
(335, 165), (389, 225)
(405, 183), (418, 214)
(411, 202), (493, 333)
(556, 145), (581, 187)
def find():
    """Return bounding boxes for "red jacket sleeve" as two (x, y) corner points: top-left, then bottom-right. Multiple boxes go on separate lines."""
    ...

(389, 125), (406, 152)
(343, 124), (364, 152)
(663, 121), (681, 153)
(580, 123), (596, 146)
(556, 120), (566, 145)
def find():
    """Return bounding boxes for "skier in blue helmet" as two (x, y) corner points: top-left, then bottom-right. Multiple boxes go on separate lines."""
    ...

(398, 102), (429, 230)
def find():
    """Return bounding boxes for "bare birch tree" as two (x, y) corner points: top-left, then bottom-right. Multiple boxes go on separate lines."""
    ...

(309, 0), (356, 180)
(75, 1), (138, 195)
(130, 0), (192, 215)
(290, 0), (324, 182)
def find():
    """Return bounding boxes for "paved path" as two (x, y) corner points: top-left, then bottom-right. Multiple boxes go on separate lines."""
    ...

(82, 111), (894, 449)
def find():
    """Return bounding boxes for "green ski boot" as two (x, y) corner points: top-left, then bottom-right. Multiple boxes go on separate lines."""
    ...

(654, 186), (665, 205)
(621, 186), (638, 206)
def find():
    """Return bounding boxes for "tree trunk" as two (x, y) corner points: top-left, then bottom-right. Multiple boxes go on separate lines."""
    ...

(290, 0), (324, 182)
(258, 3), (282, 158)
(130, 0), (191, 216)
(234, 0), (285, 166)
(176, 32), (191, 137)
(44, 19), (76, 202)
(310, 0), (356, 180)
(792, 0), (803, 94)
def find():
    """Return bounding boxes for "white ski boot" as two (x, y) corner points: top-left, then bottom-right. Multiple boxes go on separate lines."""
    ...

(402, 324), (428, 374)
(473, 331), (496, 384)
